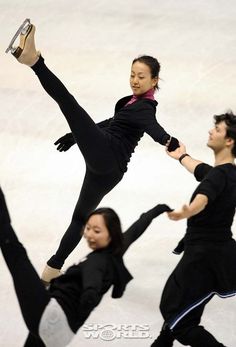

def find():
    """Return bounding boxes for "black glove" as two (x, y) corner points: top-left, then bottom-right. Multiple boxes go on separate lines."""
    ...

(167, 137), (179, 152)
(54, 133), (76, 152)
(149, 204), (173, 219)
(0, 187), (11, 225)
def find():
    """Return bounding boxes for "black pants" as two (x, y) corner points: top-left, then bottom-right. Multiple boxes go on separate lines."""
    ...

(159, 244), (229, 347)
(170, 298), (226, 346)
(153, 318), (226, 347)
(31, 57), (124, 268)
(0, 223), (49, 346)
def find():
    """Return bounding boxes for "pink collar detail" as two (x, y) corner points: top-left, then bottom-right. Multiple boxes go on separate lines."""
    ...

(125, 88), (155, 106)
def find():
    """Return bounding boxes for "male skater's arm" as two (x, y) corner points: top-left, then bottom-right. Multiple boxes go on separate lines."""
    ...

(167, 193), (208, 221)
(166, 142), (202, 174)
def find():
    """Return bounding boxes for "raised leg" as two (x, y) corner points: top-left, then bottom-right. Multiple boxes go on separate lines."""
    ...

(31, 56), (117, 173)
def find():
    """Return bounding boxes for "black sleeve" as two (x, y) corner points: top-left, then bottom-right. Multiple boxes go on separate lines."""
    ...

(194, 163), (213, 182)
(195, 167), (226, 203)
(145, 120), (179, 150)
(122, 204), (172, 254)
(145, 120), (171, 145)
(137, 105), (170, 145)
(129, 102), (171, 145)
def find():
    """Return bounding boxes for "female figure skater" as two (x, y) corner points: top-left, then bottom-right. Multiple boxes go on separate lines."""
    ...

(0, 185), (171, 346)
(151, 112), (236, 347)
(7, 20), (179, 283)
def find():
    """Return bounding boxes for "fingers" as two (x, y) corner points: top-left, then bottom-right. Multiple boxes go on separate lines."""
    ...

(56, 143), (67, 152)
(167, 211), (181, 221)
(54, 135), (66, 145)
(56, 144), (64, 151)
(56, 143), (71, 152)
(167, 212), (176, 220)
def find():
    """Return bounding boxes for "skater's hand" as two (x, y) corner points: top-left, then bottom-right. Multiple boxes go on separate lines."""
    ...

(166, 141), (186, 160)
(167, 204), (191, 220)
(166, 136), (180, 152)
(151, 204), (173, 218)
(54, 133), (76, 152)
(168, 194), (207, 221)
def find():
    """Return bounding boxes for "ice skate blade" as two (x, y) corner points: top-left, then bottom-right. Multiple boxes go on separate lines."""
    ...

(5, 18), (31, 55)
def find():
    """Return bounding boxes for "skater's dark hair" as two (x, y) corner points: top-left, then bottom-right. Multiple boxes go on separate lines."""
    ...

(132, 55), (161, 90)
(214, 110), (236, 157)
(85, 208), (124, 256)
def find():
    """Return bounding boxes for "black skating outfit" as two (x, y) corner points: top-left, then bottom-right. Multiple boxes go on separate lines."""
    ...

(30, 56), (179, 269)
(154, 163), (236, 347)
(0, 186), (171, 346)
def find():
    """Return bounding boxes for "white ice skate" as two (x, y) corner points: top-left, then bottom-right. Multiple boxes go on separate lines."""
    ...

(5, 18), (32, 57)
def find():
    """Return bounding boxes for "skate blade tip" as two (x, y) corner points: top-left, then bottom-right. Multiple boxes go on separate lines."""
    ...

(5, 18), (32, 54)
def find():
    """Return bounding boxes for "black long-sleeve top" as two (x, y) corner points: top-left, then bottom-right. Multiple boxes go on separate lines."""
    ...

(49, 204), (171, 333)
(97, 96), (173, 172)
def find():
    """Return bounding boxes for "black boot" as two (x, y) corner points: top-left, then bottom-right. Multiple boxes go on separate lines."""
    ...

(176, 325), (227, 347)
(151, 325), (174, 347)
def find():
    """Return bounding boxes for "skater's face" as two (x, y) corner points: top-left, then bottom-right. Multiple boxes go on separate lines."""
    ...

(130, 61), (158, 96)
(84, 214), (111, 250)
(207, 121), (233, 152)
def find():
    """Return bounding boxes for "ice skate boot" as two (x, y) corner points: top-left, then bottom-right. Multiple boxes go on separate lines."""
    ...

(150, 326), (174, 347)
(5, 18), (40, 66)
(41, 264), (62, 287)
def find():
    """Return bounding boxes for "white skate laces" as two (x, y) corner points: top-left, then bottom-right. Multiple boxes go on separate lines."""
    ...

(5, 18), (32, 56)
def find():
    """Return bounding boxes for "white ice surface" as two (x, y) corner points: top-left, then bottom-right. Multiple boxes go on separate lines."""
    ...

(1, 1), (236, 346)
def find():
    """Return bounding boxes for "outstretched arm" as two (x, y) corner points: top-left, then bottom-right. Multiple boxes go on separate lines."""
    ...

(167, 194), (208, 221)
(166, 142), (202, 174)
(122, 204), (172, 254)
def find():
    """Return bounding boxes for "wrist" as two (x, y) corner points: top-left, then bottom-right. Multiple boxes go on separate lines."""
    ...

(179, 153), (190, 164)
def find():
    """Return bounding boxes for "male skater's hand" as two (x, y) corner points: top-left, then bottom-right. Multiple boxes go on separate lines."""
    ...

(167, 204), (191, 220)
(166, 141), (186, 160)
(54, 133), (76, 152)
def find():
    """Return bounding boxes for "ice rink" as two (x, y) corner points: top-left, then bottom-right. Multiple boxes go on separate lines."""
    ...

(1, 0), (236, 346)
